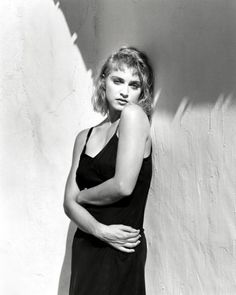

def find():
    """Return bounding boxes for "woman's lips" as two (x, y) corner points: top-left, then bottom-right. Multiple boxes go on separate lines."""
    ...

(116, 98), (128, 104)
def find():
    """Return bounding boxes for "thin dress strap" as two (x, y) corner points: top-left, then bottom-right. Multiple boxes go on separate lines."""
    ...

(115, 121), (120, 138)
(82, 127), (93, 154)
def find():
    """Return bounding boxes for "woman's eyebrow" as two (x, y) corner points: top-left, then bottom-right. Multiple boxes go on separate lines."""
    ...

(111, 76), (124, 80)
(110, 76), (141, 84)
(130, 80), (141, 84)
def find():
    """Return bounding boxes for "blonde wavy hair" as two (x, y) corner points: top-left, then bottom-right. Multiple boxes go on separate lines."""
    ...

(92, 47), (154, 119)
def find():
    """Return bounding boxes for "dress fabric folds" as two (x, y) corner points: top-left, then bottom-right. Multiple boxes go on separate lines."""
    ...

(69, 127), (152, 295)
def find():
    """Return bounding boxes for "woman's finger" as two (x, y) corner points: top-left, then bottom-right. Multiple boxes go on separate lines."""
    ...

(110, 239), (141, 252)
(119, 225), (140, 233)
(123, 240), (141, 249)
(124, 235), (141, 243)
(112, 230), (140, 242)
(114, 245), (135, 253)
(121, 231), (140, 240)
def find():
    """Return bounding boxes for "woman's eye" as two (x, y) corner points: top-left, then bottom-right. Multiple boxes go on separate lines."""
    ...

(113, 79), (122, 84)
(130, 84), (140, 90)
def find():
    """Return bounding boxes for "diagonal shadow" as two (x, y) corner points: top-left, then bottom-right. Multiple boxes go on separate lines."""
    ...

(53, 0), (235, 116)
(53, 0), (98, 73)
(58, 222), (77, 295)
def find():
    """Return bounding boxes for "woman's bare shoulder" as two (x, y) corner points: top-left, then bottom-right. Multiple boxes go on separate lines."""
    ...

(74, 128), (91, 151)
(121, 103), (150, 129)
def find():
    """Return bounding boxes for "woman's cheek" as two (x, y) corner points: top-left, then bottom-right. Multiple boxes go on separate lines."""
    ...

(133, 91), (141, 102)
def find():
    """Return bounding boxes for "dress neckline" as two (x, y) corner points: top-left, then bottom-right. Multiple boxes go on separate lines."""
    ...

(82, 126), (152, 161)
(83, 132), (118, 160)
(83, 133), (152, 162)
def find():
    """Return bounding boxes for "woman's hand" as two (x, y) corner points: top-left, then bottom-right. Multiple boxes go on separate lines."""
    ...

(97, 224), (141, 253)
(76, 189), (87, 204)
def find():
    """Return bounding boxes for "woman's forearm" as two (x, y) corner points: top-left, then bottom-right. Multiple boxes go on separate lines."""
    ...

(64, 198), (141, 253)
(77, 177), (131, 206)
(64, 199), (104, 238)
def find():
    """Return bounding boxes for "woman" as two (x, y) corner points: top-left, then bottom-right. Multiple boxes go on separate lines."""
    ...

(64, 47), (154, 295)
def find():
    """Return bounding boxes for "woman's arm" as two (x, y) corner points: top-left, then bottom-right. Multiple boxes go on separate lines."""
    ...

(77, 104), (150, 206)
(64, 129), (140, 253)
(63, 130), (101, 235)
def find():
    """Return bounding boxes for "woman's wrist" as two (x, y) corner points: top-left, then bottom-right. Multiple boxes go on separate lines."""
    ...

(94, 223), (107, 240)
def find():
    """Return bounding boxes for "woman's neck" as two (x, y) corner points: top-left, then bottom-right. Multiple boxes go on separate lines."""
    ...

(106, 109), (121, 124)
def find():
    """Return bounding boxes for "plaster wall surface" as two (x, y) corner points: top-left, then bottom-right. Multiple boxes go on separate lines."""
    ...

(0, 1), (100, 294)
(1, 0), (236, 294)
(146, 101), (236, 294)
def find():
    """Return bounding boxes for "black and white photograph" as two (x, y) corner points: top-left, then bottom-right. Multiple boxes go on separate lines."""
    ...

(0, 0), (236, 294)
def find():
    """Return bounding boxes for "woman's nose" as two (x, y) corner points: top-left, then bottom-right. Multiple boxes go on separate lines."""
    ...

(120, 85), (129, 98)
(120, 93), (128, 99)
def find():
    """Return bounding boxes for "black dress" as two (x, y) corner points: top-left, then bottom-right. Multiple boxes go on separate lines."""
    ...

(69, 127), (152, 295)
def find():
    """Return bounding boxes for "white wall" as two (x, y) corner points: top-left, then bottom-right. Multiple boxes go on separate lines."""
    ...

(146, 100), (236, 294)
(1, 0), (236, 294)
(0, 1), (100, 294)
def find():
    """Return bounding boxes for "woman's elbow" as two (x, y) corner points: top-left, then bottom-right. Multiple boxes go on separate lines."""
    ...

(63, 199), (72, 216)
(63, 202), (69, 215)
(116, 180), (134, 197)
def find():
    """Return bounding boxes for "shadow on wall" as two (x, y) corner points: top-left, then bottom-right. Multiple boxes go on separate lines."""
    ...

(58, 222), (77, 295)
(55, 0), (236, 293)
(53, 0), (235, 115)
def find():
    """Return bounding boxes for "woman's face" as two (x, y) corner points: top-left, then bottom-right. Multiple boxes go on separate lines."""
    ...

(105, 65), (142, 113)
